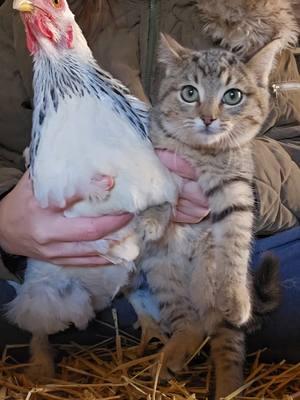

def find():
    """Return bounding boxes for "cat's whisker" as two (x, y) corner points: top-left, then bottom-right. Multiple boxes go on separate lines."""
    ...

(227, 131), (241, 150)
(182, 122), (195, 128)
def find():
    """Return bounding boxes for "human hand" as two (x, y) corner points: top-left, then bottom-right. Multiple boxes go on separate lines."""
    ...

(156, 150), (210, 223)
(0, 171), (132, 266)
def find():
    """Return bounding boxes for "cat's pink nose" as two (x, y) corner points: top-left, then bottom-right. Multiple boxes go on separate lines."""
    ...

(202, 116), (216, 126)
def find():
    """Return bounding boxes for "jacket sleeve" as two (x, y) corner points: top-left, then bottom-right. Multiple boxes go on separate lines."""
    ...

(0, 164), (24, 281)
(0, 2), (31, 280)
(254, 116), (300, 236)
(253, 43), (300, 235)
(0, 165), (23, 197)
(253, 136), (300, 236)
(0, 2), (31, 186)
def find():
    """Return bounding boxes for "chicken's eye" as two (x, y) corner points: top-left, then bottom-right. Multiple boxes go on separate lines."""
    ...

(52, 0), (62, 8)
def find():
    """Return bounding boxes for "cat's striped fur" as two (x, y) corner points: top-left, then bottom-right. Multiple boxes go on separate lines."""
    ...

(136, 35), (281, 398)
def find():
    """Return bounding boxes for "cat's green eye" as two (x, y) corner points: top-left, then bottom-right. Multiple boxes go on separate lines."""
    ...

(180, 85), (199, 103)
(222, 89), (243, 106)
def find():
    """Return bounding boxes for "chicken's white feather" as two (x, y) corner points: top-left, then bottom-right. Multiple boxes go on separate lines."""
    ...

(6, 259), (133, 334)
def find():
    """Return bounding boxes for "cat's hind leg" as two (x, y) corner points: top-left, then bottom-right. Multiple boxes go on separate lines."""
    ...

(153, 297), (205, 380)
(137, 313), (167, 355)
(159, 324), (205, 380)
(128, 288), (168, 355)
(210, 322), (245, 400)
(141, 254), (204, 380)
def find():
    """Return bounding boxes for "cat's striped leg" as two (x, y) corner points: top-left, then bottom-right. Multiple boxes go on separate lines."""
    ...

(210, 322), (245, 400)
(128, 288), (168, 355)
(142, 256), (204, 379)
(157, 294), (205, 378)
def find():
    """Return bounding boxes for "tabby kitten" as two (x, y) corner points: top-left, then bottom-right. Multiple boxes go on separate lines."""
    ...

(137, 35), (281, 399)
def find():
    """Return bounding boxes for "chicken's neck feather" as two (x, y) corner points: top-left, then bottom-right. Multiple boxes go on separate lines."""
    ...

(29, 25), (149, 174)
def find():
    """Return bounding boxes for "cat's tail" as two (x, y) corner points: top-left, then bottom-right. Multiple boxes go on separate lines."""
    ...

(246, 253), (281, 334)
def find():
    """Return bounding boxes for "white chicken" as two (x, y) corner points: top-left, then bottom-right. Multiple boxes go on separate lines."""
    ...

(7, 0), (177, 379)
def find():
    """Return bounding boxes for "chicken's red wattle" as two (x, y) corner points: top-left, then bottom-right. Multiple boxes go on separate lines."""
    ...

(22, 12), (73, 53)
(23, 18), (37, 54)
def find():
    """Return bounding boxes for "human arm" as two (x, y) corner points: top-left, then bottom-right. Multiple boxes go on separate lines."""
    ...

(0, 171), (133, 267)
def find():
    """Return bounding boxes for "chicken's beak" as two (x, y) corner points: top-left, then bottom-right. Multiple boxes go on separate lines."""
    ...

(13, 0), (34, 13)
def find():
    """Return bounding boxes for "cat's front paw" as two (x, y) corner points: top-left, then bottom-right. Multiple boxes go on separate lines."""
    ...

(91, 228), (140, 263)
(139, 203), (171, 243)
(218, 284), (251, 326)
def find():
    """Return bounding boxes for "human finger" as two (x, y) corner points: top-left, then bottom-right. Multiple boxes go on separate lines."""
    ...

(40, 241), (111, 259)
(172, 209), (209, 224)
(180, 180), (209, 207)
(45, 213), (133, 243)
(155, 149), (197, 180)
(51, 256), (111, 267)
(176, 199), (210, 218)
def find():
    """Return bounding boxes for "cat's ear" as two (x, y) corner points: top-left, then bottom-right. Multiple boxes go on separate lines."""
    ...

(158, 33), (189, 74)
(246, 40), (281, 86)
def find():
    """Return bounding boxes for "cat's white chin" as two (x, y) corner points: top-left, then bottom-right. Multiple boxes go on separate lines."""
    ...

(192, 118), (225, 145)
(194, 131), (225, 146)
